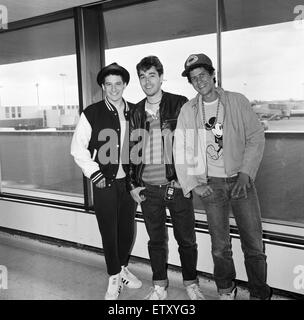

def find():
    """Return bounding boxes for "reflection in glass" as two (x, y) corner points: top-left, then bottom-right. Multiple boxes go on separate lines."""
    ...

(0, 19), (83, 202)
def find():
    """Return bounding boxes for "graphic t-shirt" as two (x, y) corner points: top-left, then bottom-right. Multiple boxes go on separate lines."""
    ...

(201, 98), (228, 177)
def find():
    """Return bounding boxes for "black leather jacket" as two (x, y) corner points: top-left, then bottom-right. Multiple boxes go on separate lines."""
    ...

(128, 91), (188, 190)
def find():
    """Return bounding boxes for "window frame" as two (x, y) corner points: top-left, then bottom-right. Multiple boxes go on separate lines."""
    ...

(0, 0), (302, 244)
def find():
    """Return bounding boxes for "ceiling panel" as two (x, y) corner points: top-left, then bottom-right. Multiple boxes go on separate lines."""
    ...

(0, 19), (75, 65)
(0, 0), (102, 23)
(0, 0), (301, 66)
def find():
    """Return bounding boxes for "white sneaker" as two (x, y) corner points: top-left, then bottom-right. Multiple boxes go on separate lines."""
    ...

(144, 285), (167, 300)
(120, 266), (142, 289)
(219, 286), (237, 300)
(186, 283), (206, 300)
(105, 273), (123, 300)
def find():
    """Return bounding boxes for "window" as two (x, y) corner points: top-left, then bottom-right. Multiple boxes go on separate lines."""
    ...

(103, 0), (216, 102)
(221, 0), (304, 226)
(102, 0), (216, 220)
(0, 18), (83, 203)
(101, 0), (304, 228)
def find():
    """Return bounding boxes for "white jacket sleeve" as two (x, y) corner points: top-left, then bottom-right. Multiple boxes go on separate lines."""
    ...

(70, 113), (100, 179)
(174, 106), (207, 196)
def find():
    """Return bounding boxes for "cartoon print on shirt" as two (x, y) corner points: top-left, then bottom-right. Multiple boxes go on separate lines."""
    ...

(207, 121), (223, 160)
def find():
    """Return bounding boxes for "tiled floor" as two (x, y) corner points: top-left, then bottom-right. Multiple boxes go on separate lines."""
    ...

(0, 231), (291, 300)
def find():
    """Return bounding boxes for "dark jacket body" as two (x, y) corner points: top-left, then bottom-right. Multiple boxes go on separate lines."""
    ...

(84, 99), (134, 188)
(128, 91), (188, 189)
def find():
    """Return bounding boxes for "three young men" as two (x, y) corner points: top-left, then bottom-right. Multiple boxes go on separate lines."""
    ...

(71, 54), (271, 301)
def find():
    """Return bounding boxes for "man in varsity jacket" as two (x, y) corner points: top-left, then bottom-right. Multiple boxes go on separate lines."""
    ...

(71, 63), (142, 300)
(128, 56), (205, 300)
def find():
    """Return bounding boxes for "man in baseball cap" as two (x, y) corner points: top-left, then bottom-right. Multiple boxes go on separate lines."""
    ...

(181, 53), (213, 77)
(175, 53), (272, 300)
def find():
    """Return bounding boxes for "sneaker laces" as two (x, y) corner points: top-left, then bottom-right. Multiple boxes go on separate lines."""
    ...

(144, 285), (167, 300)
(121, 267), (142, 288)
(219, 287), (237, 300)
(122, 267), (134, 281)
(186, 283), (206, 300)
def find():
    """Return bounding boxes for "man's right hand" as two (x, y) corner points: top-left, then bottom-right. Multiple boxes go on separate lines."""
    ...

(130, 187), (146, 204)
(95, 177), (106, 189)
(193, 184), (213, 198)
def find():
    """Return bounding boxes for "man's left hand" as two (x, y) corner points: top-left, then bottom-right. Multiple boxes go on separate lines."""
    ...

(231, 172), (251, 199)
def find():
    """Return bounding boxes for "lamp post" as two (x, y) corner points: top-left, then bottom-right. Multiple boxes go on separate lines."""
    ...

(59, 73), (67, 109)
(35, 83), (40, 108)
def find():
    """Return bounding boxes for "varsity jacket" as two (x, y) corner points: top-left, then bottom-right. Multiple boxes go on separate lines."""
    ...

(174, 87), (265, 196)
(128, 91), (188, 190)
(71, 97), (134, 189)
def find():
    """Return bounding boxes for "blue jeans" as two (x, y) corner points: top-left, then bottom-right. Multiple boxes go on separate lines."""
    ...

(141, 183), (198, 287)
(202, 176), (271, 299)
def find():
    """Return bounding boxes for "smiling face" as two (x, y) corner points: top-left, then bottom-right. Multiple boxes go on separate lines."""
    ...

(189, 66), (217, 102)
(102, 74), (126, 104)
(138, 66), (163, 98)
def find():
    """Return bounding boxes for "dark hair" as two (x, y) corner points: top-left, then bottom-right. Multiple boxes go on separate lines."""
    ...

(101, 70), (127, 85)
(186, 64), (216, 84)
(136, 56), (164, 77)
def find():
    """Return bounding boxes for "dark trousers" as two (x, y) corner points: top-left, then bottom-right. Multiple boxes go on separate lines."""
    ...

(141, 183), (198, 287)
(93, 178), (136, 276)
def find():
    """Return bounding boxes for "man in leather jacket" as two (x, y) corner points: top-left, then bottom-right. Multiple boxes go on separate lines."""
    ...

(128, 56), (205, 300)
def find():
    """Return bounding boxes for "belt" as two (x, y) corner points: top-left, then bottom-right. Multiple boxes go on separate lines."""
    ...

(144, 182), (170, 188)
(207, 175), (238, 183)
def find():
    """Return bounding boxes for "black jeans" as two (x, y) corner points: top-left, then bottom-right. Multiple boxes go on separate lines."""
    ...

(93, 178), (136, 276)
(141, 183), (198, 287)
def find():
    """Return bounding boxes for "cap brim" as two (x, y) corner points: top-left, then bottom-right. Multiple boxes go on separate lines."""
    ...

(181, 63), (208, 77)
(181, 69), (188, 77)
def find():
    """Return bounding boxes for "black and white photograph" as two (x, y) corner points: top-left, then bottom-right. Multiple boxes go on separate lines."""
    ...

(0, 0), (303, 310)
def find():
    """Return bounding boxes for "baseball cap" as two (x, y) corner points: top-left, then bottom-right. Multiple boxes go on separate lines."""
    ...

(181, 53), (213, 77)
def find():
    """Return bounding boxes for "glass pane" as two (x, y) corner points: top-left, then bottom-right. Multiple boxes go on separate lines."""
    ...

(222, 0), (304, 132)
(103, 0), (217, 101)
(222, 0), (304, 226)
(256, 133), (304, 226)
(0, 19), (83, 203)
(103, 0), (216, 219)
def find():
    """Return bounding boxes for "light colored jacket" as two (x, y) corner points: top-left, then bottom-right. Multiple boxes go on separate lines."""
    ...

(174, 88), (265, 196)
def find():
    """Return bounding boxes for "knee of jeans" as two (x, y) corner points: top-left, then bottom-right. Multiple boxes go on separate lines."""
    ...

(148, 240), (167, 249)
(244, 250), (266, 261)
(178, 239), (197, 250)
(212, 246), (232, 260)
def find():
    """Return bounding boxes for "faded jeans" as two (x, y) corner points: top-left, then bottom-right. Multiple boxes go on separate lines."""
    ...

(202, 176), (271, 299)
